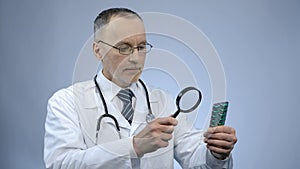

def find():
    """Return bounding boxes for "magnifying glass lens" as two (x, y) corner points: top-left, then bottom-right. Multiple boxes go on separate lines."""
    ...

(172, 87), (202, 118)
(179, 89), (201, 112)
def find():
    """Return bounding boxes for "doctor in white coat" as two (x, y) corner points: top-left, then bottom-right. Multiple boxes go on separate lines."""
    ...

(44, 7), (237, 169)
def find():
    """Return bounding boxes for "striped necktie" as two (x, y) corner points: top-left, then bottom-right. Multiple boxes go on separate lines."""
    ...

(117, 89), (135, 124)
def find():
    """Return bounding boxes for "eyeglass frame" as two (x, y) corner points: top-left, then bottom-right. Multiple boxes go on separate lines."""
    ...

(96, 40), (153, 55)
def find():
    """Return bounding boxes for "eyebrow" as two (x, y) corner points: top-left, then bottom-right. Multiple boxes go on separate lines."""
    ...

(115, 40), (147, 46)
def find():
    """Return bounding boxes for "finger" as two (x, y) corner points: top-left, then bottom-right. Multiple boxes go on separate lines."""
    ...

(160, 132), (173, 142)
(161, 125), (174, 134)
(205, 139), (235, 150)
(206, 144), (232, 155)
(154, 125), (174, 134)
(149, 133), (172, 148)
(206, 126), (236, 135)
(204, 126), (235, 138)
(156, 117), (178, 126)
(155, 138), (169, 148)
(146, 124), (174, 139)
(204, 133), (237, 143)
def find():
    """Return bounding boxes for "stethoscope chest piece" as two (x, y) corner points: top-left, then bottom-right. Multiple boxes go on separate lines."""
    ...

(146, 113), (155, 123)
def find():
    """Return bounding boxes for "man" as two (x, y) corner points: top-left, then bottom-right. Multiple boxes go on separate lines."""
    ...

(44, 7), (237, 169)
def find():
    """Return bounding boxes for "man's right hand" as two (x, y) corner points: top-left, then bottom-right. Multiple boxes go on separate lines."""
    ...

(133, 117), (178, 157)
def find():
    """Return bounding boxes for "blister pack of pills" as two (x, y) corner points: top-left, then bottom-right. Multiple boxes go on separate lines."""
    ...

(209, 101), (229, 127)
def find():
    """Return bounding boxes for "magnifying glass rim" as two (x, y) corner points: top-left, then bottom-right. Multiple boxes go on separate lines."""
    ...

(176, 86), (202, 113)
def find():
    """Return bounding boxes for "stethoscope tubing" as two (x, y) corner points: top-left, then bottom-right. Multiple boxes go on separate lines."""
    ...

(93, 75), (153, 142)
(93, 75), (202, 142)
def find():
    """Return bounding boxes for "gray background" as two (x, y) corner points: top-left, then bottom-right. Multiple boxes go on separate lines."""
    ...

(0, 0), (299, 169)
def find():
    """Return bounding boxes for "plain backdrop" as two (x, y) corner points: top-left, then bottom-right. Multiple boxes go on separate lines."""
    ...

(0, 0), (299, 169)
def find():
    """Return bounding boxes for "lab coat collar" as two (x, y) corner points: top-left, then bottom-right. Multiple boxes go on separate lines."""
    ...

(96, 71), (138, 101)
(130, 86), (149, 136)
(73, 80), (97, 109)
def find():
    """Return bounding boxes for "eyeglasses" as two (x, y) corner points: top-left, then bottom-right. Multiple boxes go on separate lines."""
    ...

(97, 40), (153, 55)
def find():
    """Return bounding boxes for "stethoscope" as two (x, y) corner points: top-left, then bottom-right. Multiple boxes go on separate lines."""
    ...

(93, 75), (155, 142)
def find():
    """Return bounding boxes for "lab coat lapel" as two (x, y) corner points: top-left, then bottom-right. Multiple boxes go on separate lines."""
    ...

(106, 100), (131, 130)
(130, 86), (157, 136)
(73, 81), (99, 146)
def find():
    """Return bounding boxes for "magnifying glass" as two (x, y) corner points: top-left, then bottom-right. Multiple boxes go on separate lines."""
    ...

(172, 87), (202, 118)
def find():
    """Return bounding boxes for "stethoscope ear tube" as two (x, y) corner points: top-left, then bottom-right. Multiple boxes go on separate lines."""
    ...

(138, 79), (156, 123)
(138, 79), (153, 116)
(94, 75), (108, 115)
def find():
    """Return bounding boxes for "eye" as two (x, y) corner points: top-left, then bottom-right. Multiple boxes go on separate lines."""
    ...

(118, 44), (131, 52)
(137, 44), (147, 51)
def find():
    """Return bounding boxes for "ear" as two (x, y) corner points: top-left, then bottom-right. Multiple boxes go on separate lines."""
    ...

(93, 42), (103, 61)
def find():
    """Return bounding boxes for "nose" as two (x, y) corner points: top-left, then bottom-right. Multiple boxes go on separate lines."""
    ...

(128, 48), (140, 63)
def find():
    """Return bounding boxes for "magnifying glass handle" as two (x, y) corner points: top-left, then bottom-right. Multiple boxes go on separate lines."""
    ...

(172, 110), (180, 118)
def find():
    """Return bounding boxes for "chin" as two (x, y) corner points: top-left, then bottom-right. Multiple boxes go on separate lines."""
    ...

(132, 73), (142, 82)
(125, 75), (140, 86)
(115, 71), (142, 87)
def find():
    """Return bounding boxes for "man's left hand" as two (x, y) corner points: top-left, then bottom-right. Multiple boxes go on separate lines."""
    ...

(204, 126), (237, 160)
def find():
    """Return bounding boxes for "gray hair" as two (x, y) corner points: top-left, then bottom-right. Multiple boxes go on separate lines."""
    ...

(94, 8), (143, 39)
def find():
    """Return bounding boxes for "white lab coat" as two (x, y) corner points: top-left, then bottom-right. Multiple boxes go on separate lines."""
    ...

(44, 80), (232, 169)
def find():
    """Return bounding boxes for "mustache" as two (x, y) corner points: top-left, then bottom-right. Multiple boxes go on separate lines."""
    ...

(124, 67), (143, 70)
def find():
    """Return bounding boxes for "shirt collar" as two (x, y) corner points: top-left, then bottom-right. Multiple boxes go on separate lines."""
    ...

(96, 71), (138, 101)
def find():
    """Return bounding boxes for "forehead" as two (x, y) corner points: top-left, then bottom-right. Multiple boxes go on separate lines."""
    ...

(100, 16), (146, 44)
